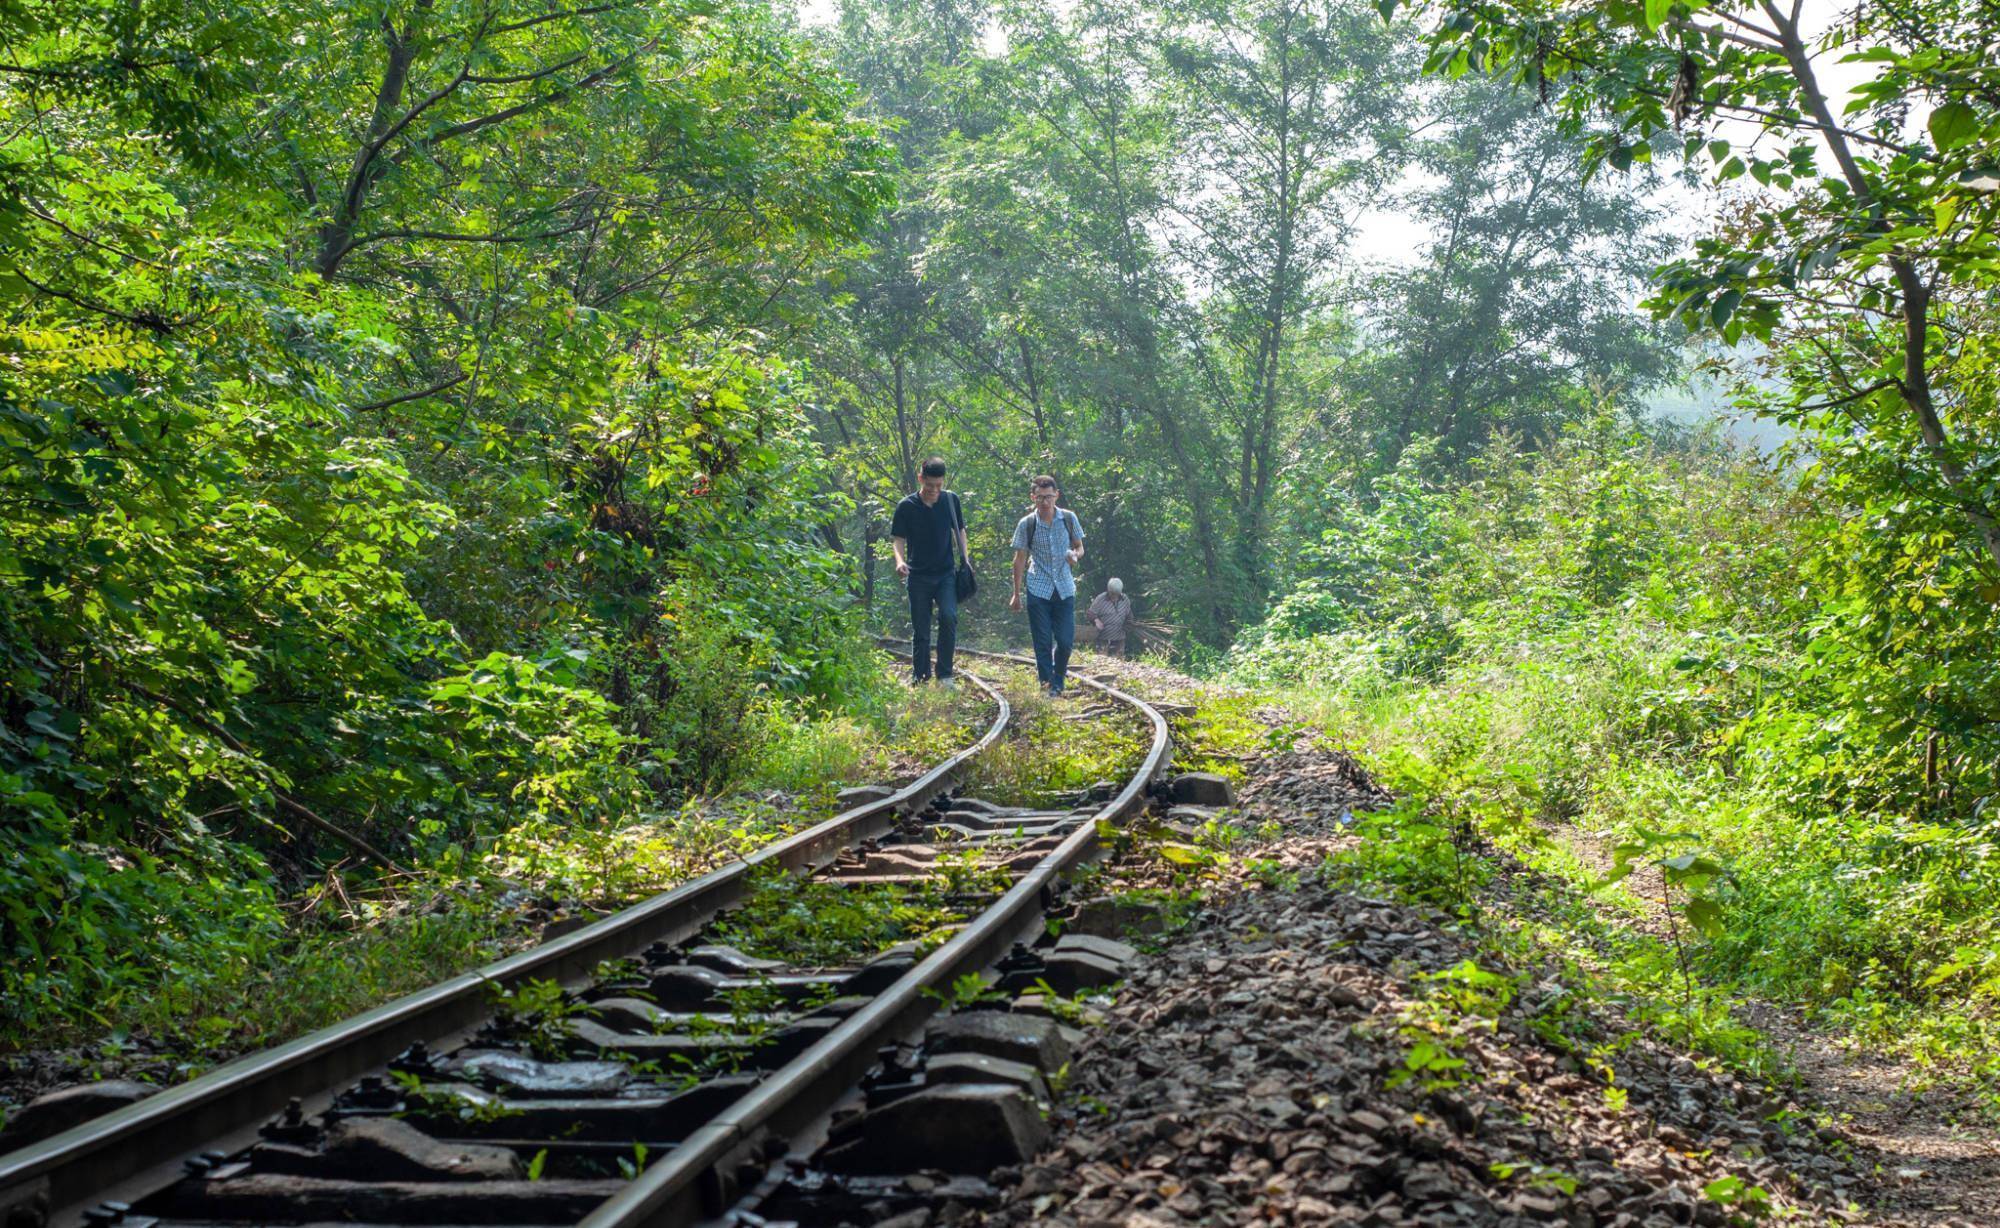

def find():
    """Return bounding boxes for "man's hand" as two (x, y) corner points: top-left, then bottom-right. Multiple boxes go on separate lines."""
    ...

(1066, 548), (1082, 565)
(1093, 618), (1103, 630)
(1009, 591), (1023, 612)
(896, 559), (911, 578)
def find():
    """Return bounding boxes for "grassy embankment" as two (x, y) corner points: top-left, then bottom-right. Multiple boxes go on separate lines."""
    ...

(1211, 429), (2000, 1108)
(1, 661), (990, 1086)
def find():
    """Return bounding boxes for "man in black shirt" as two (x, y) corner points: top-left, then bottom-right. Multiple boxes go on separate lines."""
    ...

(890, 457), (970, 683)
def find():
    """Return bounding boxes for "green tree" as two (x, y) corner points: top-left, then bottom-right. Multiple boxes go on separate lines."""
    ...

(1338, 79), (1675, 474)
(2, 0), (890, 1037)
(1411, 0), (2000, 573)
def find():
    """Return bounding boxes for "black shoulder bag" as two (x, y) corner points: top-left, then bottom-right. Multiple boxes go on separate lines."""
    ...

(951, 492), (978, 602)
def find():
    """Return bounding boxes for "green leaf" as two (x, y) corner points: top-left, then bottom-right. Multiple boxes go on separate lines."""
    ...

(1683, 896), (1725, 938)
(1644, 0), (1674, 31)
(1929, 101), (1979, 151)
(1710, 289), (1742, 327)
(1703, 1175), (1745, 1203)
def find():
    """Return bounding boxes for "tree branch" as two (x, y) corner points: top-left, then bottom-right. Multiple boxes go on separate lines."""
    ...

(490, 1), (634, 36)
(1791, 376), (1902, 412)
(351, 369), (469, 412)
(12, 268), (177, 335)
(415, 39), (656, 151)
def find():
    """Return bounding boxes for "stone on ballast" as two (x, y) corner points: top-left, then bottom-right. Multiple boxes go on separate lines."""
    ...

(817, 1084), (1049, 1174)
(318, 1116), (520, 1181)
(453, 1051), (630, 1097)
(837, 784), (899, 808)
(948, 797), (1009, 815)
(684, 945), (785, 975)
(1038, 951), (1122, 994)
(0, 1079), (159, 1147)
(1054, 933), (1138, 965)
(923, 1052), (1050, 1100)
(645, 964), (733, 1009)
(1069, 896), (1168, 939)
(1168, 772), (1234, 807)
(589, 997), (667, 1031)
(926, 1011), (1071, 1072)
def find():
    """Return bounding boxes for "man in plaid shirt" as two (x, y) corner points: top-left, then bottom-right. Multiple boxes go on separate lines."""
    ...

(1009, 474), (1084, 695)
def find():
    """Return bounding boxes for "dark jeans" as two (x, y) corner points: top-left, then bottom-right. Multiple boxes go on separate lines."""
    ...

(1025, 592), (1075, 692)
(907, 569), (957, 682)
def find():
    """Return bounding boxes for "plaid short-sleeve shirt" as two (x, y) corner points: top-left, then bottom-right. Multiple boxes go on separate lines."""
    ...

(1012, 509), (1083, 600)
(1088, 593), (1132, 640)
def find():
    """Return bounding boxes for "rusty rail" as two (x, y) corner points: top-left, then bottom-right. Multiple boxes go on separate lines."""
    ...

(581, 644), (1172, 1227)
(0, 662), (1010, 1227)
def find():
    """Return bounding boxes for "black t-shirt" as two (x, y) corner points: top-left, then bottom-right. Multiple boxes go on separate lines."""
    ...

(891, 490), (960, 575)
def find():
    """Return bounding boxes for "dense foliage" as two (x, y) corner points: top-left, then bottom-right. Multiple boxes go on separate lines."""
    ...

(801, 0), (1676, 644)
(1227, 416), (2000, 1091)
(2, 0), (890, 1037)
(1400, 0), (2000, 828)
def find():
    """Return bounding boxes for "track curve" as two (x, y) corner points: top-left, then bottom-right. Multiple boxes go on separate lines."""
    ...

(3, 652), (1172, 1228)
(0, 663), (1012, 1228)
(585, 647), (1171, 1227)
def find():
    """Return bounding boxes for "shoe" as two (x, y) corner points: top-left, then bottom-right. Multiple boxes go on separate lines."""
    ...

(912, 676), (932, 686)
(938, 675), (959, 688)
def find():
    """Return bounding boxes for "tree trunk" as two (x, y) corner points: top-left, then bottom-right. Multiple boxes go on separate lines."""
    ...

(317, 19), (418, 277)
(1765, 0), (2000, 577)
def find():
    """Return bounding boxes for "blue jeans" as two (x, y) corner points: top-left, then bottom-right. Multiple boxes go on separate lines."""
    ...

(1025, 592), (1075, 692)
(907, 569), (957, 682)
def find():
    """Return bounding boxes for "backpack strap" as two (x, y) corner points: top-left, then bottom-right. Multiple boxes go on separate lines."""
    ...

(949, 492), (966, 567)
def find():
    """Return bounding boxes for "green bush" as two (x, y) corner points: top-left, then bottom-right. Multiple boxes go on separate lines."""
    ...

(1230, 414), (2000, 1099)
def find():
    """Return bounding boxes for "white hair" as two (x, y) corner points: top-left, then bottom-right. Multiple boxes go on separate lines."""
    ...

(1107, 577), (1124, 594)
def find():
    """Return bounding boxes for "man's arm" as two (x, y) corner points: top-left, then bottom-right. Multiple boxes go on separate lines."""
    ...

(1065, 512), (1084, 566)
(891, 536), (911, 577)
(1010, 547), (1028, 611)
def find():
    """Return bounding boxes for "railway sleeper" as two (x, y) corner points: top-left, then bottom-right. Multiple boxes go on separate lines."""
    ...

(141, 1174), (626, 1225)
(341, 1087), (753, 1145)
(560, 1017), (842, 1069)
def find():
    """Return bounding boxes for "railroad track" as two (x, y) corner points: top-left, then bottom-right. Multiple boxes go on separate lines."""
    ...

(1, 652), (1172, 1228)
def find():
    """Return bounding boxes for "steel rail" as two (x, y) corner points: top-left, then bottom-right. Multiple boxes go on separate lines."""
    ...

(582, 646), (1172, 1227)
(1, 663), (1011, 1227)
